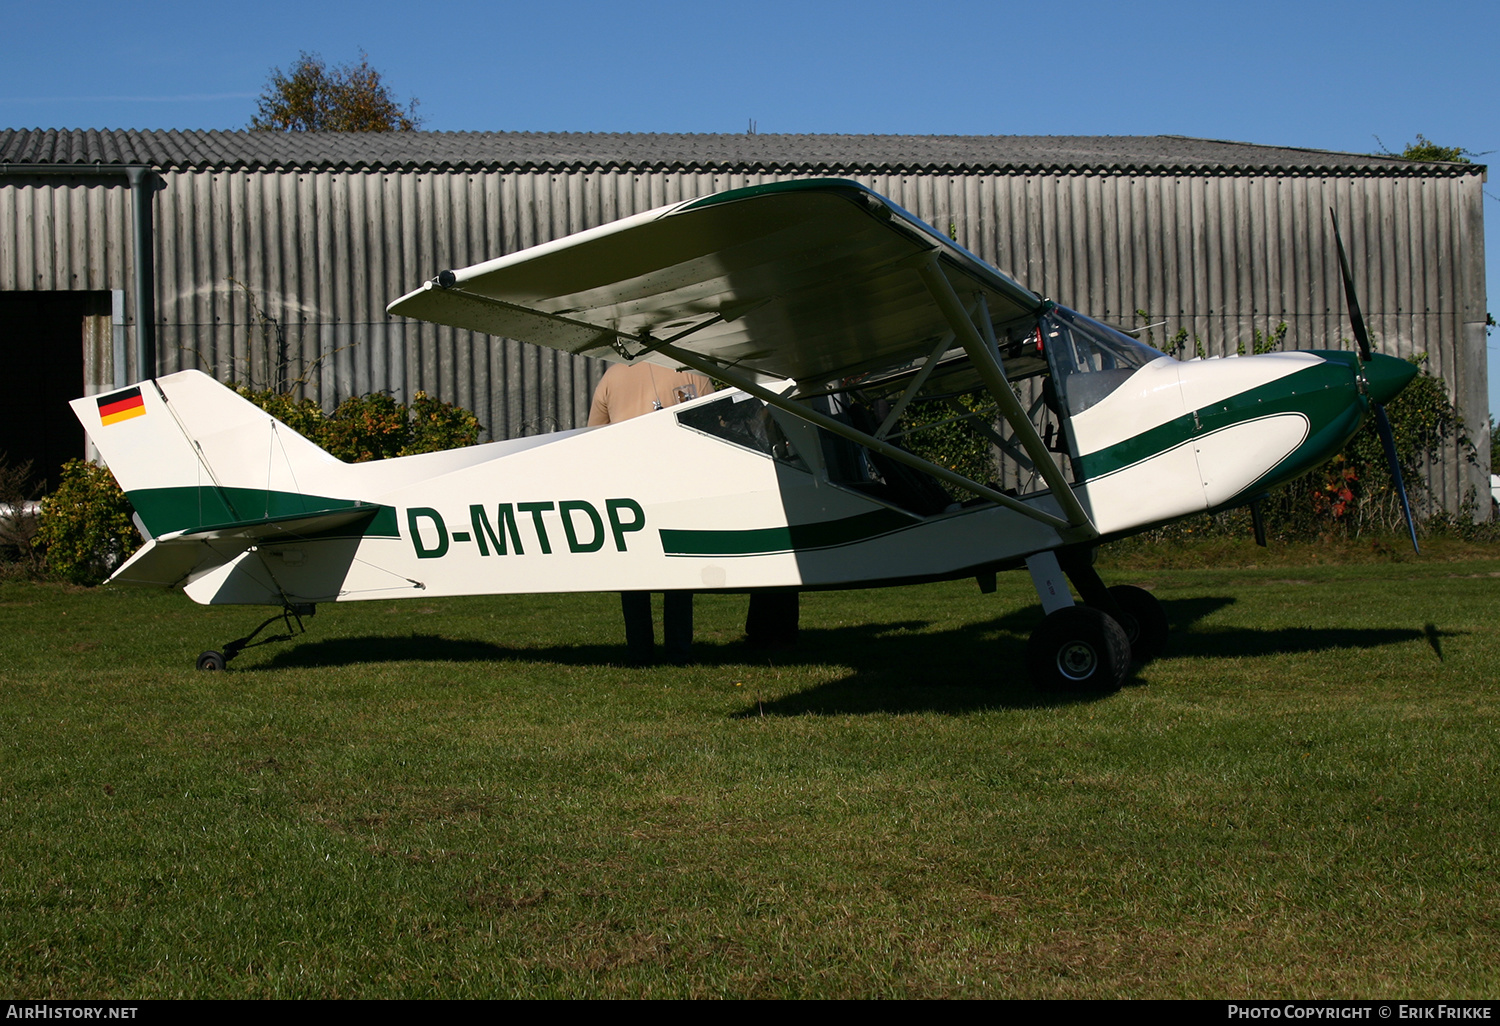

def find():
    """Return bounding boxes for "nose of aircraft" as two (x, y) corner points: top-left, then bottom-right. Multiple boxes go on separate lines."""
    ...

(1363, 352), (1418, 406)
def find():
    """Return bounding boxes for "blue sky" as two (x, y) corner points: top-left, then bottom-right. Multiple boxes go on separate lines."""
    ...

(4, 0), (1496, 419)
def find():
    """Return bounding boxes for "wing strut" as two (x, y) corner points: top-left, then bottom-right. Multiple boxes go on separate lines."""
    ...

(627, 313), (726, 360)
(653, 342), (1076, 533)
(912, 256), (1095, 536)
(874, 328), (958, 439)
(940, 398), (1035, 473)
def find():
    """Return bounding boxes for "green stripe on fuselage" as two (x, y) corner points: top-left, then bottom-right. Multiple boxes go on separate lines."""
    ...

(661, 507), (915, 556)
(1074, 357), (1365, 482)
(127, 486), (399, 539)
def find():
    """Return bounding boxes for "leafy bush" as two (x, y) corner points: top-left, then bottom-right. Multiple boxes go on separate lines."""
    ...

(406, 390), (485, 455)
(231, 384), (483, 461)
(1329, 357), (1470, 534)
(902, 394), (998, 487)
(34, 459), (140, 585)
(322, 391), (410, 462)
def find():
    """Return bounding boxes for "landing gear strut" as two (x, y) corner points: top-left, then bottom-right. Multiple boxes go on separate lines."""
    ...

(196, 603), (315, 671)
(1022, 549), (1168, 693)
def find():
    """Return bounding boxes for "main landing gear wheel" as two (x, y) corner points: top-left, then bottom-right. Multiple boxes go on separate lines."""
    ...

(196, 651), (227, 672)
(1026, 606), (1131, 694)
(1105, 584), (1168, 663)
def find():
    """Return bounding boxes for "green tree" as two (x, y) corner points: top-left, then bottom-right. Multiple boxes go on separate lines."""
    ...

(1396, 134), (1469, 163)
(250, 51), (420, 132)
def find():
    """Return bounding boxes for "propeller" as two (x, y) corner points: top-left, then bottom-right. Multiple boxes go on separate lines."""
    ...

(1330, 209), (1420, 554)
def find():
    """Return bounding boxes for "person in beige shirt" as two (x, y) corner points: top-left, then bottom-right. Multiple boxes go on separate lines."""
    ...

(588, 361), (714, 662)
(588, 361), (714, 427)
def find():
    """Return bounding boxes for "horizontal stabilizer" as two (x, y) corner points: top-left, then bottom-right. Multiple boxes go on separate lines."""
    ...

(168, 505), (387, 543)
(111, 506), (387, 590)
(108, 536), (225, 589)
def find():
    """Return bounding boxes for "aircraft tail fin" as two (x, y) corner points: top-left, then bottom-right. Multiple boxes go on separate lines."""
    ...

(72, 371), (361, 542)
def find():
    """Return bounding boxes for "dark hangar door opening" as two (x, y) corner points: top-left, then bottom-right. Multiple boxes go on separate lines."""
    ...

(0, 291), (104, 492)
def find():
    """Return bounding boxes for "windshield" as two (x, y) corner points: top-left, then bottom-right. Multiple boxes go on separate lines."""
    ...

(1042, 307), (1167, 415)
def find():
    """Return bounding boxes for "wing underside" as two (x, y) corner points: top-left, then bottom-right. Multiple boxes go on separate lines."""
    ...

(387, 179), (1046, 390)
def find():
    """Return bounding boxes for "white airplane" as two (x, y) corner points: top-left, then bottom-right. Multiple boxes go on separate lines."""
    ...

(71, 180), (1417, 690)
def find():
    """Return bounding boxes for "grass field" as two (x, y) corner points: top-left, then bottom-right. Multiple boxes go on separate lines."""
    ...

(2, 548), (1498, 998)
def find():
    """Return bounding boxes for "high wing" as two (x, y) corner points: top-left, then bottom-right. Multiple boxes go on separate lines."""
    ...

(386, 179), (1047, 389)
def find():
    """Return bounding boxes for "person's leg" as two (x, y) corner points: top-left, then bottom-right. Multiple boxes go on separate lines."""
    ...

(747, 589), (799, 648)
(621, 591), (654, 661)
(663, 591), (693, 660)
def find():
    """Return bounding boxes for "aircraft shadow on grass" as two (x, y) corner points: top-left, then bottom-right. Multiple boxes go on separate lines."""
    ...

(251, 594), (1451, 717)
(740, 596), (1450, 717)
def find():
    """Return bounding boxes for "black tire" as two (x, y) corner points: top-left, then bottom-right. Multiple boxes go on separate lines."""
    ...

(1026, 606), (1130, 694)
(1106, 584), (1168, 663)
(196, 650), (227, 672)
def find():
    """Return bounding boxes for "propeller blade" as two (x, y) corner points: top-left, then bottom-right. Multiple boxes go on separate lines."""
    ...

(1373, 404), (1420, 554)
(1330, 209), (1373, 363)
(1332, 211), (1416, 552)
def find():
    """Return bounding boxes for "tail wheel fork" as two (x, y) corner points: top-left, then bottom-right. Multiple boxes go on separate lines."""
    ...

(196, 603), (315, 671)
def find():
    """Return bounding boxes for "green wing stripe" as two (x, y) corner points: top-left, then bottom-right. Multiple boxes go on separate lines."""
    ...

(660, 508), (914, 556)
(675, 178), (871, 212)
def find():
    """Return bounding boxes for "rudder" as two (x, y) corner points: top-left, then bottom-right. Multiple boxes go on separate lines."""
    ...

(73, 371), (345, 539)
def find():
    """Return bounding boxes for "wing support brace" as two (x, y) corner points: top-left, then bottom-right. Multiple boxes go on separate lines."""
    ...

(912, 255), (1095, 538)
(942, 398), (1035, 473)
(652, 342), (1076, 533)
(874, 328), (958, 439)
(625, 314), (726, 361)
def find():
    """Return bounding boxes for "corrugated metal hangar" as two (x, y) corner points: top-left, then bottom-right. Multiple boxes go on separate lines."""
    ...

(0, 129), (1488, 512)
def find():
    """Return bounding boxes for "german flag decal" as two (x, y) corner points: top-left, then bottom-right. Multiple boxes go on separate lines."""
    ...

(97, 387), (147, 426)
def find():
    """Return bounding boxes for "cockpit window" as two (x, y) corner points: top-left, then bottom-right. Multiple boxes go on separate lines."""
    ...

(676, 392), (805, 469)
(1042, 307), (1167, 414)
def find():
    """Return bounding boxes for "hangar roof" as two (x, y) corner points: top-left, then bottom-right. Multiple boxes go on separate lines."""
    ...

(0, 128), (1482, 176)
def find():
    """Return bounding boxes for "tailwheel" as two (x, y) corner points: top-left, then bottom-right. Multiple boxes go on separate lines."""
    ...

(1026, 606), (1131, 694)
(193, 603), (315, 671)
(1105, 584), (1168, 663)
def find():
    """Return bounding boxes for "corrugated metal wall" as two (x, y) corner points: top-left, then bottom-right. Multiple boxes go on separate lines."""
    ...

(1, 165), (1487, 512)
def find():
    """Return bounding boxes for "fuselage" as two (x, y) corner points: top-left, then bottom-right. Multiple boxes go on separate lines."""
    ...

(81, 338), (1404, 607)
